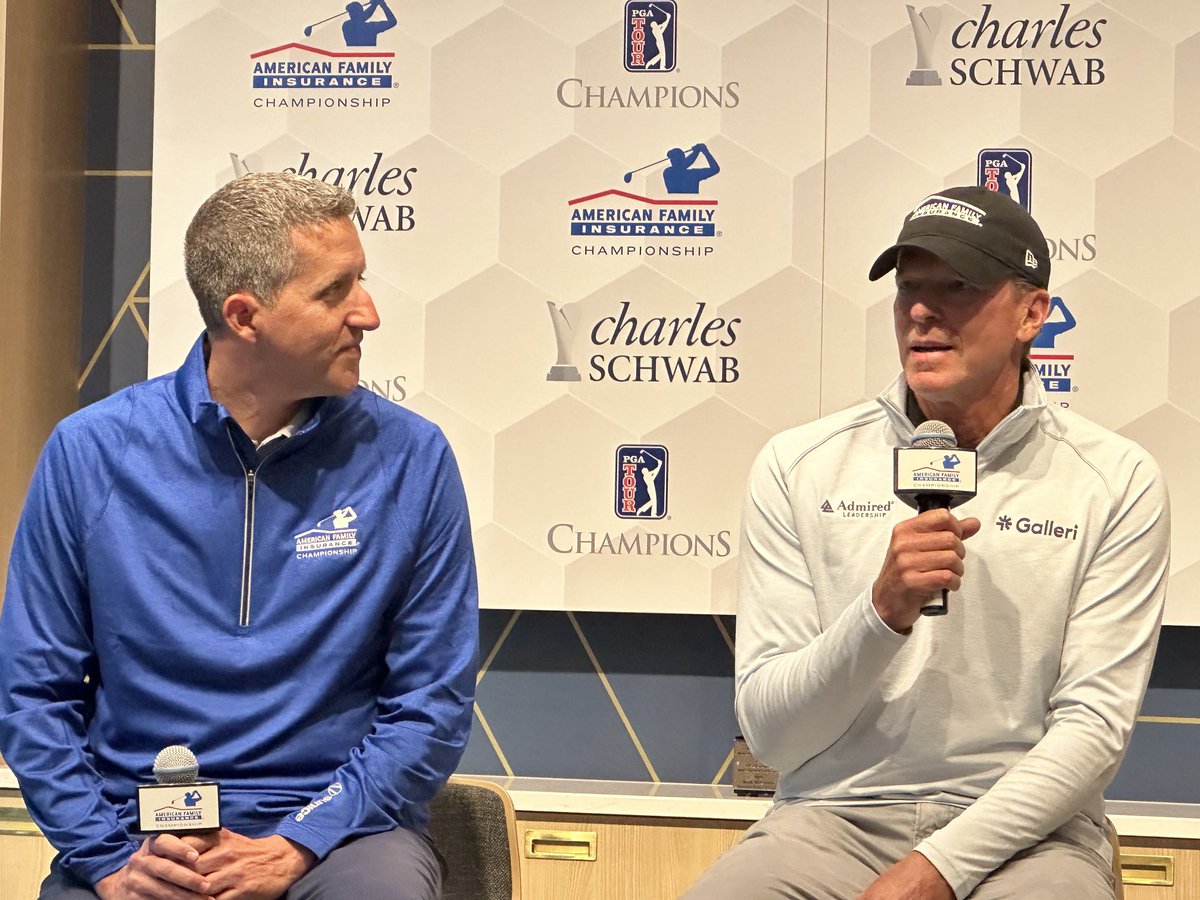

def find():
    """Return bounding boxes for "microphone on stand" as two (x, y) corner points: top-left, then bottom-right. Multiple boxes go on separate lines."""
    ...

(893, 420), (978, 616)
(136, 745), (222, 834)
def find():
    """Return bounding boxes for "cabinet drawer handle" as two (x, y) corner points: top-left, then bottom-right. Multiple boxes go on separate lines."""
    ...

(0, 807), (42, 837)
(1120, 853), (1174, 886)
(523, 830), (597, 861)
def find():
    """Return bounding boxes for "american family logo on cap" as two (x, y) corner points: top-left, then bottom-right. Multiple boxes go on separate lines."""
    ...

(868, 185), (1051, 289)
(909, 195), (986, 227)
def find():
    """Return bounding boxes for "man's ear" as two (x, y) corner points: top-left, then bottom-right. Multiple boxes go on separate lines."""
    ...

(1018, 287), (1051, 343)
(221, 292), (263, 339)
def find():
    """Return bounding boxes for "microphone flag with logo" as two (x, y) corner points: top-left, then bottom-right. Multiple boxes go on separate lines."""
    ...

(893, 420), (978, 616)
(136, 745), (221, 834)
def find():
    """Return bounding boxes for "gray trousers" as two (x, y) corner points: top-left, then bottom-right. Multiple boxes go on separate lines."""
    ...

(38, 827), (443, 900)
(681, 802), (1115, 900)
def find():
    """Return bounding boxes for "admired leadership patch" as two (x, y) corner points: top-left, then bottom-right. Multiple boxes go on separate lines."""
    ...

(614, 445), (669, 519)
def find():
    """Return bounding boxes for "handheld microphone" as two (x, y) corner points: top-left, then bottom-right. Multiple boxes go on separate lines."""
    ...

(136, 745), (222, 834)
(893, 420), (978, 616)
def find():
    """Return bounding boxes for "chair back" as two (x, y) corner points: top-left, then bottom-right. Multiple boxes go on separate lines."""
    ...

(428, 776), (522, 900)
(1106, 817), (1124, 900)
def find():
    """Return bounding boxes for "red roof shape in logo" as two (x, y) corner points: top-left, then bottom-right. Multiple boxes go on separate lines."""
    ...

(250, 43), (393, 59)
(568, 189), (717, 207)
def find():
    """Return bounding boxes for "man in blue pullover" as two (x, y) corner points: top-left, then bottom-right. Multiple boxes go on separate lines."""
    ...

(0, 173), (479, 899)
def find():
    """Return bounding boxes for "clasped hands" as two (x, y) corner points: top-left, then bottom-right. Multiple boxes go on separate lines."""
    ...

(95, 829), (314, 900)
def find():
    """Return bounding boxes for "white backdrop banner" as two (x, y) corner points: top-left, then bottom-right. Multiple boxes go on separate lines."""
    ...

(150, 1), (1200, 622)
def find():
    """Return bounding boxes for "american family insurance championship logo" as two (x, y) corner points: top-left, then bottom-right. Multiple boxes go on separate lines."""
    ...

(250, 1), (397, 91)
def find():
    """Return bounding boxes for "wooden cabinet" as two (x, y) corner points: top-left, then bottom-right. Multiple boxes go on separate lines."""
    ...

(511, 805), (1200, 900)
(517, 812), (744, 900)
(1120, 837), (1200, 899)
(0, 795), (56, 900)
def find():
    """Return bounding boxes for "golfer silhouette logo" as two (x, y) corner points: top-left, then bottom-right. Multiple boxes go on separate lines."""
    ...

(636, 451), (664, 516)
(1031, 297), (1076, 350)
(621, 142), (720, 195)
(301, 0), (397, 46)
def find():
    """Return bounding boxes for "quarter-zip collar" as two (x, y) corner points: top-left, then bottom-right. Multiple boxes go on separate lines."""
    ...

(876, 365), (1047, 465)
(173, 332), (344, 457)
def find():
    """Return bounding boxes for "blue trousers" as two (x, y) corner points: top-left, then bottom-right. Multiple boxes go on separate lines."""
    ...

(39, 827), (443, 900)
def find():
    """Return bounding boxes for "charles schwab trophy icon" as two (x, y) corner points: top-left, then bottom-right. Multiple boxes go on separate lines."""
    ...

(905, 4), (942, 86)
(545, 300), (582, 382)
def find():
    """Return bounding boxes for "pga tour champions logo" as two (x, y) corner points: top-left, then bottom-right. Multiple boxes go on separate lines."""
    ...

(294, 506), (360, 559)
(975, 148), (1096, 264)
(625, 2), (676, 72)
(615, 445), (669, 519)
(558, 3), (737, 108)
(978, 149), (1031, 212)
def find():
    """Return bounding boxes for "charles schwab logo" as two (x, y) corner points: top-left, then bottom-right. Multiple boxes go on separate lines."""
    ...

(1030, 295), (1079, 407)
(294, 507), (361, 559)
(903, 3), (1108, 87)
(569, 143), (722, 259)
(249, 1), (398, 109)
(615, 445), (669, 519)
(543, 299), (742, 385)
(232, 151), (417, 233)
(557, 3), (738, 108)
(995, 513), (1079, 540)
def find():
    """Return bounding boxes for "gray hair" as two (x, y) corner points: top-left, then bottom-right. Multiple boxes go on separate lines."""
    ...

(184, 172), (357, 330)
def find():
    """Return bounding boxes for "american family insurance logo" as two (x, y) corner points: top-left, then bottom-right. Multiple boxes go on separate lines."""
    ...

(1030, 295), (1079, 404)
(569, 143), (723, 258)
(250, 1), (397, 92)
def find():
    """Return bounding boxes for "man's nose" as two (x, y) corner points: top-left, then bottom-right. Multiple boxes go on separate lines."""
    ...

(351, 288), (381, 331)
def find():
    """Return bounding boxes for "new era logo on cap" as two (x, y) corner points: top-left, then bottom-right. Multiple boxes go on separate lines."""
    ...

(1025, 249), (1038, 269)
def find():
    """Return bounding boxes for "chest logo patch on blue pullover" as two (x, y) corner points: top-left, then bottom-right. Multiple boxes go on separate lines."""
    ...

(294, 506), (360, 559)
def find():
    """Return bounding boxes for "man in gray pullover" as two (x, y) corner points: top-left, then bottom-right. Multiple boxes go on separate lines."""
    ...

(685, 186), (1169, 900)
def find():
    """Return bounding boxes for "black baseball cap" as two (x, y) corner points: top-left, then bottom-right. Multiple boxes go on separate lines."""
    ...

(868, 185), (1050, 289)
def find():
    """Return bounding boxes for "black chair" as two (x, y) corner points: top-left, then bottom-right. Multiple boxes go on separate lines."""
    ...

(428, 776), (523, 900)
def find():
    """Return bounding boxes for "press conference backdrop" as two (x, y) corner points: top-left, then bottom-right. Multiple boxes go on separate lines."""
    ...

(147, 1), (1200, 621)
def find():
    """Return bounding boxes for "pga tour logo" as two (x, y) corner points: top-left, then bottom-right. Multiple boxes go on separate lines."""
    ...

(624, 2), (676, 72)
(615, 445), (669, 519)
(978, 149), (1032, 212)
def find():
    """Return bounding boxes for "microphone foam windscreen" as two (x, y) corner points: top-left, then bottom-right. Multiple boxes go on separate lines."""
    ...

(912, 420), (956, 450)
(153, 745), (199, 785)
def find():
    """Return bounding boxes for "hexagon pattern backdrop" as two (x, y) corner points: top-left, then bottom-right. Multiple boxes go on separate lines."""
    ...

(79, 0), (1200, 797)
(146, 1), (1199, 622)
